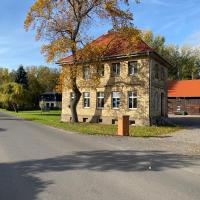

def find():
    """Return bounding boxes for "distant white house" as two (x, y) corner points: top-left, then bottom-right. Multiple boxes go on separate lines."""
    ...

(40, 92), (62, 110)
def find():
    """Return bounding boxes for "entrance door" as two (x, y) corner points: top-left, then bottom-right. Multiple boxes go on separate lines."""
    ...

(161, 93), (165, 116)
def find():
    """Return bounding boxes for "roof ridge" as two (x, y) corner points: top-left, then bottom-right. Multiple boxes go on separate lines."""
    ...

(57, 31), (153, 64)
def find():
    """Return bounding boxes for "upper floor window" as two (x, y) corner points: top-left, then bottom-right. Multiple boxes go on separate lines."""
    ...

(155, 64), (159, 79)
(128, 61), (138, 75)
(97, 92), (104, 109)
(128, 91), (137, 109)
(112, 63), (120, 76)
(83, 92), (90, 108)
(97, 64), (104, 77)
(161, 67), (165, 80)
(112, 92), (120, 109)
(83, 66), (90, 80)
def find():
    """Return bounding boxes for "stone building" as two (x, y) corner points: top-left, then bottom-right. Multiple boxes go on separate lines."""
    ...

(57, 32), (170, 125)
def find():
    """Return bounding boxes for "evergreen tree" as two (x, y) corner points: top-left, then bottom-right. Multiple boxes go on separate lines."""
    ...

(15, 65), (28, 89)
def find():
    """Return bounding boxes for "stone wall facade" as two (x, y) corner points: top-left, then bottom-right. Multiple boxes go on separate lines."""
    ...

(61, 55), (168, 125)
(149, 58), (168, 124)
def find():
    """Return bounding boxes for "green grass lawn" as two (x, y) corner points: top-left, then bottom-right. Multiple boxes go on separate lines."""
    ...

(0, 109), (180, 137)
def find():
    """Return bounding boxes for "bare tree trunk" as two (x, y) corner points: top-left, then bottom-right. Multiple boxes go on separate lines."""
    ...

(70, 86), (81, 123)
(191, 71), (194, 80)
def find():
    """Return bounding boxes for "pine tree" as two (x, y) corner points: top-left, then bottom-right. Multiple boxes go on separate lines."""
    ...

(15, 65), (28, 89)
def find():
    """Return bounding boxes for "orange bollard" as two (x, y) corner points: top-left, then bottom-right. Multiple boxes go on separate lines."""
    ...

(117, 115), (129, 136)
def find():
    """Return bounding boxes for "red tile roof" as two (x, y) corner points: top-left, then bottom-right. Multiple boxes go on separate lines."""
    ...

(168, 80), (200, 97)
(58, 31), (153, 64)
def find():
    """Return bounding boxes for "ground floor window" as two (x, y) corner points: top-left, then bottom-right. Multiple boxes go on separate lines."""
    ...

(51, 103), (54, 108)
(112, 92), (120, 108)
(128, 91), (137, 109)
(83, 92), (90, 108)
(97, 92), (104, 108)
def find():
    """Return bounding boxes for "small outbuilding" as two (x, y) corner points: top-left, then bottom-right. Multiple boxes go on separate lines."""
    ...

(168, 80), (200, 115)
(40, 92), (62, 110)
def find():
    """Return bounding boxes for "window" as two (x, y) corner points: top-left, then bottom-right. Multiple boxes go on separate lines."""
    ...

(128, 91), (137, 109)
(51, 103), (54, 108)
(161, 67), (165, 80)
(112, 119), (118, 124)
(97, 92), (104, 108)
(97, 65), (104, 77)
(112, 63), (120, 76)
(112, 92), (120, 109)
(154, 91), (159, 111)
(98, 118), (103, 123)
(128, 61), (137, 75)
(155, 64), (159, 79)
(83, 66), (90, 80)
(70, 92), (75, 101)
(83, 92), (90, 108)
(83, 118), (88, 122)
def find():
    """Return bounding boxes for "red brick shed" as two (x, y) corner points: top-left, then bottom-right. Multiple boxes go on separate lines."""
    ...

(168, 80), (200, 115)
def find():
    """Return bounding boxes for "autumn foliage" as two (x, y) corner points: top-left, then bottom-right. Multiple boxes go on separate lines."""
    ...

(25, 0), (140, 122)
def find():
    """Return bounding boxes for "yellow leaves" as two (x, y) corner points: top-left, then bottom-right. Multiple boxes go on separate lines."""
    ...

(54, 73), (64, 93)
(25, 0), (142, 78)
(24, 0), (52, 31)
(41, 38), (70, 62)
(0, 82), (24, 105)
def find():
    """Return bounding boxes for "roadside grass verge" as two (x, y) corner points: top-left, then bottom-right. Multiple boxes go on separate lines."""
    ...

(0, 109), (181, 137)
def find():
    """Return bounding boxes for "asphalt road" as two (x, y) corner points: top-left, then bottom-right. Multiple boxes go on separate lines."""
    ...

(0, 112), (200, 200)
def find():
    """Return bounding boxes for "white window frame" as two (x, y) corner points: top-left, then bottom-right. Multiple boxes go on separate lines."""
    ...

(112, 92), (120, 109)
(83, 92), (90, 108)
(128, 91), (137, 109)
(97, 92), (104, 109)
(83, 66), (90, 80)
(128, 61), (137, 76)
(112, 63), (120, 76)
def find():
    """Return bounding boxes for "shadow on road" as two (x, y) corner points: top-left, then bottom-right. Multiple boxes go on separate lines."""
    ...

(0, 117), (27, 121)
(0, 150), (199, 199)
(0, 128), (6, 132)
(169, 117), (200, 129)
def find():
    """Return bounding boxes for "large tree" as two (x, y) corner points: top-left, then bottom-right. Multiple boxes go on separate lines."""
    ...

(142, 30), (200, 80)
(0, 68), (10, 85)
(142, 30), (165, 55)
(0, 82), (24, 112)
(26, 66), (60, 108)
(25, 0), (140, 122)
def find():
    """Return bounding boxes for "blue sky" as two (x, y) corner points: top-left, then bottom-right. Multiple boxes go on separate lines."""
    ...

(0, 0), (200, 69)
